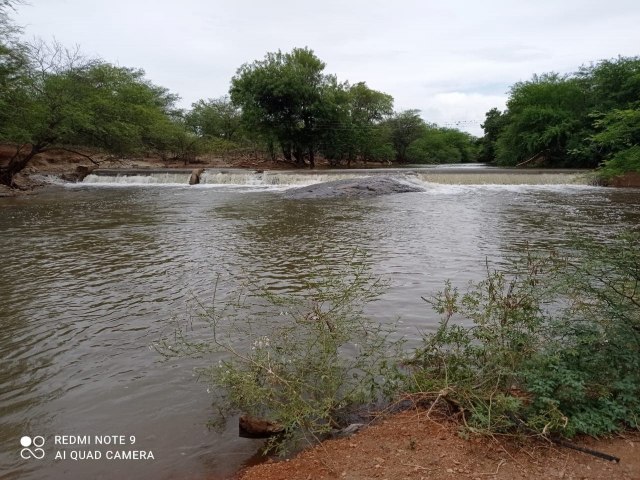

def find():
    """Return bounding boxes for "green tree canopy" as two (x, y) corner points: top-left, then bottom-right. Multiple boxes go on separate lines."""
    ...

(406, 124), (477, 164)
(185, 96), (242, 141)
(495, 73), (590, 167)
(318, 81), (395, 165)
(477, 108), (507, 163)
(230, 47), (330, 167)
(0, 40), (184, 186)
(483, 56), (640, 174)
(384, 110), (427, 163)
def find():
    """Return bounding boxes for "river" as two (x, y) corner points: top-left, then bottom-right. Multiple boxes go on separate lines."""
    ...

(1, 166), (638, 479)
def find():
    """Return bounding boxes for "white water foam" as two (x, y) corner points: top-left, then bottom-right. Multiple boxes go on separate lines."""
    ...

(76, 170), (600, 194)
(415, 172), (590, 185)
(79, 173), (192, 186)
(199, 171), (369, 188)
(416, 181), (603, 196)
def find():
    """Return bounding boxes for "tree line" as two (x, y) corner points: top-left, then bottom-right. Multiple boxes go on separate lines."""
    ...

(4, 0), (636, 188)
(0, 3), (476, 187)
(478, 56), (640, 177)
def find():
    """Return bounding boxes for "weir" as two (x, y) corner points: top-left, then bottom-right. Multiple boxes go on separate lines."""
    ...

(82, 167), (591, 187)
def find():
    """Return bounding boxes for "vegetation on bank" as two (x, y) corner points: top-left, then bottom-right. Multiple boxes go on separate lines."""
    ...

(478, 56), (640, 179)
(157, 230), (640, 454)
(411, 231), (640, 438)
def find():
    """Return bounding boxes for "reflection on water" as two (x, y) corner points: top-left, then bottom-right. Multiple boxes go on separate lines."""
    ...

(0, 179), (639, 479)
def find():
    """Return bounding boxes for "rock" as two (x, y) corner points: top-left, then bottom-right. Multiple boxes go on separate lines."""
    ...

(0, 183), (16, 197)
(282, 175), (424, 199)
(11, 172), (45, 190)
(189, 168), (204, 185)
(61, 165), (95, 183)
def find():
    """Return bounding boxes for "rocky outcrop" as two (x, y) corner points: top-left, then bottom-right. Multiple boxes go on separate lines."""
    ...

(189, 168), (205, 185)
(60, 165), (95, 183)
(282, 175), (424, 199)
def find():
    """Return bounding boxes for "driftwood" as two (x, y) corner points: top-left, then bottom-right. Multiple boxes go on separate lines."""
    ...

(239, 414), (285, 439)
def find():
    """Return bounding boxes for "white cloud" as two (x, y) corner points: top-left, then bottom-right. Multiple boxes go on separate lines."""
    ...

(12, 0), (640, 136)
(420, 93), (508, 137)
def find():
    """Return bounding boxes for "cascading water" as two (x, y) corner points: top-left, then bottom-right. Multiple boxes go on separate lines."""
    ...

(415, 171), (590, 185)
(82, 172), (192, 185)
(79, 167), (593, 188)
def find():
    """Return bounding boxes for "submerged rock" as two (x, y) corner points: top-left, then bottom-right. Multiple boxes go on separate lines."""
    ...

(189, 168), (204, 185)
(283, 175), (424, 199)
(60, 165), (95, 183)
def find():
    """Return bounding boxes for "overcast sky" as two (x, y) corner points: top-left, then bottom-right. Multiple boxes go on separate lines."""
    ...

(13, 0), (640, 136)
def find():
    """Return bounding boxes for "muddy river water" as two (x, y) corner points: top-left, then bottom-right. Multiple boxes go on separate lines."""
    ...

(1, 167), (639, 479)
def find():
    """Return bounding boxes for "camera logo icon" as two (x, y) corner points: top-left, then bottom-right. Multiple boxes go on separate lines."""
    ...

(20, 436), (46, 460)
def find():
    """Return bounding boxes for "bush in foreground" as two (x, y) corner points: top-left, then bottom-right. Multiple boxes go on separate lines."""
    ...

(157, 231), (639, 453)
(155, 254), (403, 453)
(409, 230), (640, 438)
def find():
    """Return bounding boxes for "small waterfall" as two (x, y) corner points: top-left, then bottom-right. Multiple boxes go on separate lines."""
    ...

(79, 168), (593, 188)
(416, 172), (590, 185)
(82, 172), (192, 185)
(199, 171), (368, 186)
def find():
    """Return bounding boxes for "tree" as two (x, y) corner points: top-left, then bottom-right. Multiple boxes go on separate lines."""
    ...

(578, 56), (640, 112)
(406, 125), (477, 164)
(384, 110), (427, 163)
(592, 105), (640, 178)
(318, 81), (395, 166)
(482, 56), (640, 169)
(185, 96), (242, 141)
(494, 74), (591, 167)
(347, 82), (394, 163)
(0, 0), (26, 117)
(0, 40), (183, 187)
(230, 47), (330, 168)
(477, 108), (507, 163)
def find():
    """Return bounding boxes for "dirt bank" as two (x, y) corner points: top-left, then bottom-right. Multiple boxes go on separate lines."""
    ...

(237, 410), (640, 480)
(610, 172), (640, 188)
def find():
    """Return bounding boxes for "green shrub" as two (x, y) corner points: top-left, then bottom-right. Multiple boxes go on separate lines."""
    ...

(598, 145), (640, 180)
(155, 254), (403, 453)
(409, 231), (640, 438)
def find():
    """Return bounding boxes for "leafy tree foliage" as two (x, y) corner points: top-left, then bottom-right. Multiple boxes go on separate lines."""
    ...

(384, 110), (428, 163)
(494, 74), (590, 167)
(230, 47), (330, 167)
(1, 36), (478, 185)
(185, 96), (242, 141)
(0, 40), (184, 186)
(230, 48), (474, 168)
(484, 56), (640, 174)
(0, 0), (26, 122)
(477, 108), (507, 163)
(406, 125), (477, 164)
(319, 81), (395, 166)
(592, 106), (640, 179)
